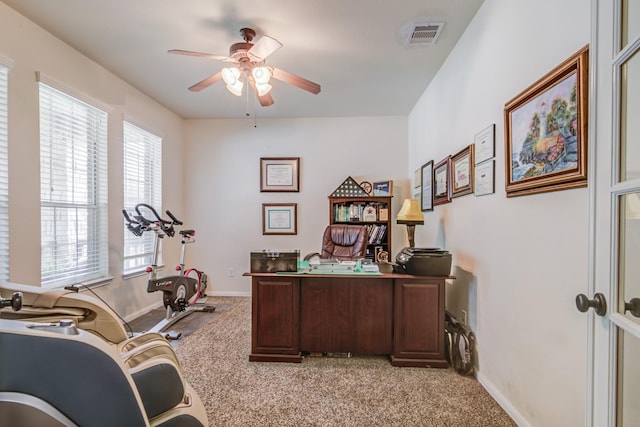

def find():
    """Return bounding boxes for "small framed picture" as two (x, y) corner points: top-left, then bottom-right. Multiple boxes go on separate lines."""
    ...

(451, 144), (474, 198)
(433, 156), (451, 206)
(372, 180), (393, 196)
(260, 157), (300, 192)
(262, 203), (297, 235)
(420, 160), (434, 211)
(474, 160), (495, 196)
(474, 124), (495, 164)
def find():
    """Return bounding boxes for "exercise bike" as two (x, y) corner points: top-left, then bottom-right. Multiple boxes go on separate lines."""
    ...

(123, 203), (214, 339)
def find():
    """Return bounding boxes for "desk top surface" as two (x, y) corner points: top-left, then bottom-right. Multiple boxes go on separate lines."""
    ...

(243, 271), (455, 280)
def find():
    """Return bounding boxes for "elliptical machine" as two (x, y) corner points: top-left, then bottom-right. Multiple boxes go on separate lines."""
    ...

(123, 203), (214, 339)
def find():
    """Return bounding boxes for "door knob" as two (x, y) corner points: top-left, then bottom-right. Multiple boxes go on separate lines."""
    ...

(575, 293), (607, 316)
(624, 297), (640, 318)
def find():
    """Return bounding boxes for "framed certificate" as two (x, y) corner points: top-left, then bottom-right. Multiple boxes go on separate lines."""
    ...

(420, 160), (434, 211)
(451, 144), (474, 198)
(434, 156), (451, 206)
(262, 203), (297, 235)
(474, 160), (495, 196)
(474, 124), (495, 164)
(260, 157), (300, 192)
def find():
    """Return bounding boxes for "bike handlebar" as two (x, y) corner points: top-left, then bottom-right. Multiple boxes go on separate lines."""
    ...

(122, 204), (186, 238)
(165, 209), (183, 226)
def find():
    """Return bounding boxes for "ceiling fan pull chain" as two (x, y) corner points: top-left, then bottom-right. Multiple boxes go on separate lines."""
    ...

(245, 77), (250, 117)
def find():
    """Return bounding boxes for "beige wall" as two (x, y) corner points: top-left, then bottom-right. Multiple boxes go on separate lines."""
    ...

(183, 116), (408, 295)
(407, 0), (591, 426)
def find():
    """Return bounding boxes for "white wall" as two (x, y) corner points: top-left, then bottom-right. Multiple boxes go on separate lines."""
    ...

(183, 117), (408, 295)
(0, 3), (186, 320)
(407, 1), (590, 426)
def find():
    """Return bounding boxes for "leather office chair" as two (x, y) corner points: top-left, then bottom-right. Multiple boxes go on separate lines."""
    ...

(313, 224), (368, 261)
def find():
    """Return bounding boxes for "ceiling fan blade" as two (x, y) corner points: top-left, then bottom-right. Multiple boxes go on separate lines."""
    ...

(168, 49), (231, 61)
(248, 79), (275, 107)
(188, 71), (223, 92)
(271, 67), (321, 94)
(257, 91), (274, 107)
(248, 35), (282, 61)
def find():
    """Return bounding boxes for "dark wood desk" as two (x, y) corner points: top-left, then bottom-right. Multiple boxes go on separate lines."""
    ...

(244, 272), (454, 367)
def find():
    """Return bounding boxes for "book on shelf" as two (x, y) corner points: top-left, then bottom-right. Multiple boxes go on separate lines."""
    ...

(366, 223), (387, 244)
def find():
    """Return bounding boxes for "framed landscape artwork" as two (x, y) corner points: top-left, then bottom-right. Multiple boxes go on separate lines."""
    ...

(504, 45), (589, 197)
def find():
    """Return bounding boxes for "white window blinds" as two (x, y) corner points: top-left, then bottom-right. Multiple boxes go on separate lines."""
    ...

(39, 82), (109, 288)
(0, 63), (10, 281)
(123, 121), (162, 274)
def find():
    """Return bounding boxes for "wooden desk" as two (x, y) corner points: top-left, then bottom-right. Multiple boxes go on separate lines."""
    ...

(244, 272), (453, 367)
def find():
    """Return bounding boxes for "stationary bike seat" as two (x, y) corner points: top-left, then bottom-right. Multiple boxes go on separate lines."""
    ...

(179, 229), (195, 237)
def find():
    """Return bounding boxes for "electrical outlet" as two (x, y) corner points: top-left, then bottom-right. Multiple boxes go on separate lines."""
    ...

(227, 268), (235, 277)
(461, 309), (467, 325)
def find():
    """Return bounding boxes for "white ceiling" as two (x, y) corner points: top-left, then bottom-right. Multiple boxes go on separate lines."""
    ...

(1, 0), (483, 119)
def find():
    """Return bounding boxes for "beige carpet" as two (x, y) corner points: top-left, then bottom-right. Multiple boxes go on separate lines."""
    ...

(174, 296), (516, 427)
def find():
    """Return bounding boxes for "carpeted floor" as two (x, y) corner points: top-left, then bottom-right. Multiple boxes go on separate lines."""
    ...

(173, 296), (516, 427)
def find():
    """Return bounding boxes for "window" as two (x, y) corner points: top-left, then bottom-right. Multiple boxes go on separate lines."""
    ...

(123, 121), (162, 274)
(0, 58), (12, 282)
(39, 79), (109, 288)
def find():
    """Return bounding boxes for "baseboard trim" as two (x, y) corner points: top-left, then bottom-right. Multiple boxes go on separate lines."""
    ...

(123, 301), (163, 322)
(123, 292), (249, 322)
(210, 291), (251, 297)
(477, 371), (530, 427)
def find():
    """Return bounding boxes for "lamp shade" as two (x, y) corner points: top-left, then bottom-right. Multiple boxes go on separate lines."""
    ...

(396, 199), (424, 224)
(221, 67), (241, 85)
(255, 82), (272, 96)
(252, 67), (272, 84)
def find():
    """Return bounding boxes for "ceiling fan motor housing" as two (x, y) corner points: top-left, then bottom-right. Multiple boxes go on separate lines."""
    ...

(229, 42), (254, 61)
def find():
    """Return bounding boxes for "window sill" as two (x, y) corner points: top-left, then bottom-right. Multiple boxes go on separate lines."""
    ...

(122, 265), (165, 281)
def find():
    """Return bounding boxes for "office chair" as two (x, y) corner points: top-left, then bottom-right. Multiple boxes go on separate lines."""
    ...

(306, 224), (368, 261)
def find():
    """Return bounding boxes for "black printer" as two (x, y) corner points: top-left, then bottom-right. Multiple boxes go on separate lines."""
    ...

(394, 247), (452, 276)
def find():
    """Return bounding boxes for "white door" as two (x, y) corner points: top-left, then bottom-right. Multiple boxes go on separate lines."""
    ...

(586, 1), (640, 425)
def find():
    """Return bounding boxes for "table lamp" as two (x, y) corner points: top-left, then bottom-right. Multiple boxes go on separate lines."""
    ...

(396, 199), (424, 248)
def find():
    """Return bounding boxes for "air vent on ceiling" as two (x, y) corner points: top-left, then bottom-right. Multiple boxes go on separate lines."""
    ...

(405, 22), (445, 46)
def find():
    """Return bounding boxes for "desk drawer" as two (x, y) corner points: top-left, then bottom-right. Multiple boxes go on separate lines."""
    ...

(300, 277), (393, 354)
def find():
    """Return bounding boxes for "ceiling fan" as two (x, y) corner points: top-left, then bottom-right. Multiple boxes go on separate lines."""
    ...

(168, 28), (321, 107)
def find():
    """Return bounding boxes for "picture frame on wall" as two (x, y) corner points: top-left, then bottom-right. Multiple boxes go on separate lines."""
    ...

(504, 45), (589, 197)
(260, 157), (300, 192)
(420, 160), (434, 211)
(433, 156), (451, 206)
(262, 203), (297, 235)
(474, 124), (495, 164)
(451, 144), (474, 198)
(474, 160), (495, 196)
(372, 180), (393, 196)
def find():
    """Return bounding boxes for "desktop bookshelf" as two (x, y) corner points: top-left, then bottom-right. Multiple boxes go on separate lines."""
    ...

(328, 196), (392, 262)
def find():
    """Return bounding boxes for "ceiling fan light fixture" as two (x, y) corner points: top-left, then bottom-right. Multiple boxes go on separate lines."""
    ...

(226, 81), (243, 96)
(255, 82), (272, 96)
(221, 67), (241, 85)
(252, 67), (272, 85)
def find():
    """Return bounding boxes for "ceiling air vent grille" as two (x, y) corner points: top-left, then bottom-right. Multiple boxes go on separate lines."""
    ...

(406, 22), (445, 46)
